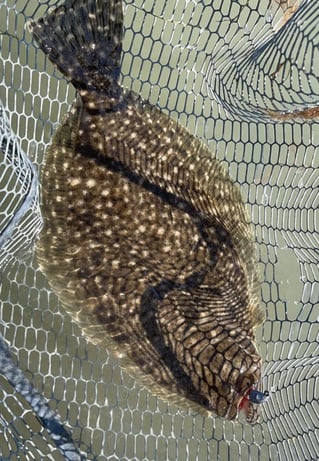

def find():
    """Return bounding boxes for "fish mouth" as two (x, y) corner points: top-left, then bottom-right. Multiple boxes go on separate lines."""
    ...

(237, 393), (258, 423)
(234, 386), (269, 423)
(222, 392), (246, 421)
(221, 391), (255, 422)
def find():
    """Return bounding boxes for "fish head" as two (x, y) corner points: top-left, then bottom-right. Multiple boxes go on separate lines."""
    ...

(194, 335), (263, 422)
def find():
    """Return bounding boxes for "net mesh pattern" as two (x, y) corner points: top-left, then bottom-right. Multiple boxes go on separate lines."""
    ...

(0, 0), (318, 460)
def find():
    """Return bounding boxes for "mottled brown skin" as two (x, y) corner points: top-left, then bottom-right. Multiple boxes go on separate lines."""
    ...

(32, 0), (265, 422)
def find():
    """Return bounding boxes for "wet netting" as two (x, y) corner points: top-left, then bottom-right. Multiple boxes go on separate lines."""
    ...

(0, 0), (318, 460)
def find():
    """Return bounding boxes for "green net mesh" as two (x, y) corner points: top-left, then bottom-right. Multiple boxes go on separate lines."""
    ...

(0, 0), (318, 460)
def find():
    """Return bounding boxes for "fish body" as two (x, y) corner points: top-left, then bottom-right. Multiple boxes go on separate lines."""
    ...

(32, 0), (265, 422)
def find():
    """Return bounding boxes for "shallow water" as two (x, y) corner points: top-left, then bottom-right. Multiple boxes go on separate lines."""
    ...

(0, 1), (318, 460)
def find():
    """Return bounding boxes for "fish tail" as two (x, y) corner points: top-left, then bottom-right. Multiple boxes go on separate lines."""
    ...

(29, 0), (123, 93)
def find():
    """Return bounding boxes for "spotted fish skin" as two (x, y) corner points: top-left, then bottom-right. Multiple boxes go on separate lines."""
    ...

(31, 0), (265, 422)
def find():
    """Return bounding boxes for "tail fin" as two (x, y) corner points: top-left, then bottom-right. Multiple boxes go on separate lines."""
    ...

(29, 0), (123, 94)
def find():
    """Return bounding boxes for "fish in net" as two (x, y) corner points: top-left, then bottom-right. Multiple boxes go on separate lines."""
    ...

(0, 0), (318, 460)
(31, 0), (267, 424)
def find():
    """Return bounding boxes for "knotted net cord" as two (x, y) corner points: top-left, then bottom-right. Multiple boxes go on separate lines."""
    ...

(0, 0), (318, 460)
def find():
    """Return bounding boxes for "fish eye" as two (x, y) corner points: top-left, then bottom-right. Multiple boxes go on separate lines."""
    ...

(237, 374), (255, 394)
(218, 382), (232, 397)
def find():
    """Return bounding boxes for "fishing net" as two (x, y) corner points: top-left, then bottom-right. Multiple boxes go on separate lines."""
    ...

(0, 0), (318, 460)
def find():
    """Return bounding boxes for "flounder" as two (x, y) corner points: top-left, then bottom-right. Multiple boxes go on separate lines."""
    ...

(31, 0), (267, 423)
